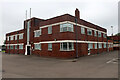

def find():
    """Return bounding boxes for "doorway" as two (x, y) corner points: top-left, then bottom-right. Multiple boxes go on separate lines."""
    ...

(27, 46), (31, 55)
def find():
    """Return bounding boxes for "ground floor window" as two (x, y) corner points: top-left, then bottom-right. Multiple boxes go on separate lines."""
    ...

(10, 45), (13, 49)
(88, 43), (93, 49)
(19, 45), (23, 49)
(104, 43), (106, 48)
(99, 43), (102, 48)
(94, 43), (97, 49)
(34, 43), (41, 50)
(60, 42), (74, 51)
(48, 43), (52, 50)
(15, 45), (17, 49)
(7, 46), (9, 49)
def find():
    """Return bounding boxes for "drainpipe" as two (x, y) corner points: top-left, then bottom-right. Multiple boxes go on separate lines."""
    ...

(75, 17), (78, 58)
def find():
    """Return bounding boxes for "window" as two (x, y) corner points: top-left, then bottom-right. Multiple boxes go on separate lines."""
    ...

(81, 27), (85, 34)
(48, 43), (52, 50)
(48, 26), (52, 34)
(104, 43), (106, 48)
(103, 34), (106, 38)
(98, 32), (101, 37)
(7, 36), (9, 41)
(34, 43), (41, 50)
(88, 43), (93, 49)
(60, 23), (73, 32)
(95, 43), (97, 49)
(40, 28), (42, 35)
(15, 45), (17, 49)
(7, 46), (9, 49)
(34, 30), (40, 37)
(94, 30), (97, 37)
(19, 34), (23, 39)
(60, 42), (74, 51)
(15, 35), (17, 40)
(19, 45), (23, 49)
(10, 45), (13, 49)
(10, 36), (14, 40)
(87, 29), (92, 35)
(99, 43), (102, 48)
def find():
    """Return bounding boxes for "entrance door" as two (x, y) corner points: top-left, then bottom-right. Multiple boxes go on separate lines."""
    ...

(27, 46), (30, 55)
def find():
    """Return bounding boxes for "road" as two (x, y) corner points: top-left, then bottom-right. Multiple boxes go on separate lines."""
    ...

(2, 51), (119, 78)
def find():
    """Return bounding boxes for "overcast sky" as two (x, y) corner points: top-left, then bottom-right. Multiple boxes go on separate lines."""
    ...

(0, 0), (119, 45)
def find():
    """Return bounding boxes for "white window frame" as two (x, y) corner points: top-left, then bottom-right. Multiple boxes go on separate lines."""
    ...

(60, 42), (74, 51)
(34, 30), (40, 37)
(48, 26), (52, 34)
(48, 43), (52, 50)
(99, 43), (102, 48)
(104, 43), (106, 48)
(10, 35), (14, 40)
(87, 29), (92, 35)
(98, 32), (101, 37)
(19, 45), (23, 49)
(34, 43), (41, 50)
(88, 43), (93, 49)
(19, 33), (23, 40)
(10, 45), (13, 49)
(60, 23), (74, 32)
(81, 27), (85, 34)
(7, 36), (9, 41)
(94, 30), (97, 37)
(95, 43), (97, 49)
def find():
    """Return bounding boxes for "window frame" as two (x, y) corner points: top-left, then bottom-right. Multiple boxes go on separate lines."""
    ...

(48, 26), (52, 34)
(48, 43), (52, 50)
(98, 43), (102, 48)
(98, 32), (101, 37)
(94, 30), (97, 37)
(87, 29), (92, 35)
(19, 33), (23, 40)
(34, 43), (41, 50)
(34, 30), (40, 37)
(60, 42), (74, 51)
(19, 45), (23, 49)
(60, 23), (74, 32)
(94, 43), (97, 49)
(81, 27), (85, 34)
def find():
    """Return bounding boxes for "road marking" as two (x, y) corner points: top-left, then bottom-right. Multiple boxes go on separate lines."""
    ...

(106, 58), (118, 64)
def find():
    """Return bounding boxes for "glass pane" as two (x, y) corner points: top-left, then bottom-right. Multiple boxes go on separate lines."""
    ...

(63, 42), (67, 50)
(69, 42), (72, 50)
(63, 27), (67, 32)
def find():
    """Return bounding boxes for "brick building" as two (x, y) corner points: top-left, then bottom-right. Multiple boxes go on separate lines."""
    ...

(5, 8), (113, 58)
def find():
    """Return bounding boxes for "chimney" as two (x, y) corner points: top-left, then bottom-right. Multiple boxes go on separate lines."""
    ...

(75, 8), (80, 19)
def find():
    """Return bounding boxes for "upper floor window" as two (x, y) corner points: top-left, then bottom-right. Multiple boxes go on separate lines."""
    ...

(60, 42), (74, 51)
(60, 23), (73, 32)
(94, 30), (97, 37)
(103, 33), (106, 38)
(7, 36), (9, 41)
(98, 43), (102, 48)
(48, 26), (52, 34)
(34, 43), (41, 50)
(15, 35), (17, 40)
(81, 27), (85, 34)
(34, 30), (40, 37)
(19, 33), (23, 39)
(87, 29), (92, 35)
(98, 32), (101, 37)
(40, 28), (42, 35)
(48, 43), (52, 50)
(10, 36), (14, 40)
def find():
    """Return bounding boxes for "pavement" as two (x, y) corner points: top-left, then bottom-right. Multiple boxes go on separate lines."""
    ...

(1, 50), (119, 78)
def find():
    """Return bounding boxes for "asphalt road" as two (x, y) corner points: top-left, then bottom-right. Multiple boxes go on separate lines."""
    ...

(2, 51), (119, 78)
